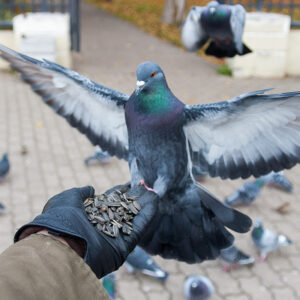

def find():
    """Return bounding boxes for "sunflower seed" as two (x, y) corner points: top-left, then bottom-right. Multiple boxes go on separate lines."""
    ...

(84, 188), (140, 238)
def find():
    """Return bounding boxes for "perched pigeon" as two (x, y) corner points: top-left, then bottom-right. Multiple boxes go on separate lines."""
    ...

(251, 219), (292, 262)
(0, 203), (6, 213)
(125, 246), (168, 280)
(84, 146), (111, 165)
(184, 275), (214, 300)
(102, 273), (115, 300)
(0, 153), (10, 181)
(220, 244), (254, 271)
(261, 171), (293, 192)
(182, 2), (251, 58)
(224, 179), (264, 206)
(2, 46), (300, 264)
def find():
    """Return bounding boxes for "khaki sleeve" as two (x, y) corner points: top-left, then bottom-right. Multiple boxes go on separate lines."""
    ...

(0, 234), (111, 300)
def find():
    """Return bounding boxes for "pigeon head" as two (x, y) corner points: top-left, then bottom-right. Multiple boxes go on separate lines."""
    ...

(252, 219), (264, 239)
(184, 275), (214, 300)
(131, 62), (177, 115)
(135, 61), (166, 92)
(2, 153), (8, 161)
(205, 2), (229, 22)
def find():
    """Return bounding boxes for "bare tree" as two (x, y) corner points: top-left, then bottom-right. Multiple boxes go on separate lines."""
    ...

(162, 0), (186, 25)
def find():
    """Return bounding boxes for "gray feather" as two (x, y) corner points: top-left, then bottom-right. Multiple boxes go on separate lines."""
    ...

(0, 45), (129, 160)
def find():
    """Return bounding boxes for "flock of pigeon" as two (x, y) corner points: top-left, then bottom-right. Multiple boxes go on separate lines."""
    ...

(0, 1), (298, 299)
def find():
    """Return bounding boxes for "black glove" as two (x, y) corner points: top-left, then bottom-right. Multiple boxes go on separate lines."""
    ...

(14, 184), (158, 278)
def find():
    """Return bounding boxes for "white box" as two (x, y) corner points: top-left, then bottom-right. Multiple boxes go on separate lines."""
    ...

(286, 29), (300, 76)
(13, 12), (71, 67)
(227, 12), (291, 78)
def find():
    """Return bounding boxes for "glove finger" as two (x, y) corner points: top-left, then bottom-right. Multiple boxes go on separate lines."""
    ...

(78, 186), (95, 200)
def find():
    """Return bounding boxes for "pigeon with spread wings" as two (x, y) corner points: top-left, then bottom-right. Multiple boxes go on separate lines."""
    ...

(1, 45), (300, 263)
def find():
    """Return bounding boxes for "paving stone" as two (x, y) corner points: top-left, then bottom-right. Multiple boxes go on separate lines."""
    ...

(239, 277), (273, 300)
(0, 2), (300, 300)
(147, 290), (170, 300)
(273, 287), (297, 300)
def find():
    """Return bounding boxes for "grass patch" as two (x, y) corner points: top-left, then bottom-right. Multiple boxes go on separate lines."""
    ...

(217, 64), (232, 76)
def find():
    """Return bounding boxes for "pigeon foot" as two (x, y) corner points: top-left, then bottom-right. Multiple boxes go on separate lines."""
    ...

(140, 180), (157, 194)
(222, 265), (231, 272)
(258, 255), (266, 263)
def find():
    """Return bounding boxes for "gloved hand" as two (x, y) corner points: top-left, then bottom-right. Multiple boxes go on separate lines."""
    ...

(14, 183), (158, 278)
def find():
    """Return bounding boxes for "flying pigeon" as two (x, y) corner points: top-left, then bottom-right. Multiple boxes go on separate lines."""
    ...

(181, 2), (251, 58)
(102, 272), (116, 300)
(125, 246), (168, 280)
(1, 46), (300, 263)
(84, 146), (111, 165)
(184, 275), (214, 300)
(251, 219), (292, 262)
(261, 171), (293, 192)
(224, 179), (264, 207)
(220, 244), (255, 271)
(0, 153), (10, 181)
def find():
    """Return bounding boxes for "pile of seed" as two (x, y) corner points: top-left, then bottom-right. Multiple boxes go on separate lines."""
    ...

(84, 189), (141, 237)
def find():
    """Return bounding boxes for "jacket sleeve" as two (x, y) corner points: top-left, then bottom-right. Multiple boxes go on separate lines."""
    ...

(0, 234), (111, 300)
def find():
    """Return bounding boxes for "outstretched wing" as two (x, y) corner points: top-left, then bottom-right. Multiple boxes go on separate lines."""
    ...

(0, 45), (129, 160)
(229, 4), (246, 54)
(184, 89), (300, 180)
(181, 6), (208, 52)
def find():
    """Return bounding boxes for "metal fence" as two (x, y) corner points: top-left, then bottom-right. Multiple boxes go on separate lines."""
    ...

(0, 0), (80, 51)
(220, 0), (300, 27)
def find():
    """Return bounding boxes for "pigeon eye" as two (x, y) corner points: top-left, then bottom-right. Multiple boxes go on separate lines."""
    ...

(150, 72), (156, 78)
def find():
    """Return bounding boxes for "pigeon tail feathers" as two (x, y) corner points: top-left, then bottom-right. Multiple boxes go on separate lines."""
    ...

(138, 183), (251, 263)
(205, 41), (251, 58)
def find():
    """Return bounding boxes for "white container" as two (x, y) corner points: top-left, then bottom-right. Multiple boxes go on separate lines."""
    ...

(227, 12), (291, 78)
(13, 12), (71, 67)
(286, 29), (300, 76)
(0, 30), (15, 70)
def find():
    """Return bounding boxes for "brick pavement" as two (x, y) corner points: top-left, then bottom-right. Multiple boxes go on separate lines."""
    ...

(0, 2), (300, 299)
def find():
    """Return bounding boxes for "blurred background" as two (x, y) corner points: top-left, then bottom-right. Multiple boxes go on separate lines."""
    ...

(0, 0), (300, 299)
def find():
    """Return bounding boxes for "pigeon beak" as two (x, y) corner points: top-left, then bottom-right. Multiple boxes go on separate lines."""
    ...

(209, 7), (216, 14)
(136, 81), (145, 88)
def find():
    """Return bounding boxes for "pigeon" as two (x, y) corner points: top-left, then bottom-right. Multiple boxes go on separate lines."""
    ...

(220, 244), (255, 271)
(2, 46), (300, 264)
(224, 179), (264, 207)
(125, 246), (168, 280)
(84, 146), (111, 165)
(261, 171), (293, 192)
(0, 203), (6, 214)
(102, 273), (115, 300)
(0, 153), (10, 181)
(251, 219), (292, 262)
(181, 2), (251, 58)
(184, 275), (214, 300)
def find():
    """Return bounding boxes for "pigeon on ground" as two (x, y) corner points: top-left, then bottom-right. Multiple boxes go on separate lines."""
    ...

(102, 273), (115, 300)
(0, 203), (6, 214)
(261, 171), (293, 192)
(184, 275), (214, 300)
(224, 179), (264, 207)
(181, 2), (251, 58)
(251, 219), (292, 262)
(0, 153), (10, 181)
(220, 244), (254, 271)
(84, 146), (111, 165)
(125, 246), (168, 280)
(2, 46), (300, 263)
